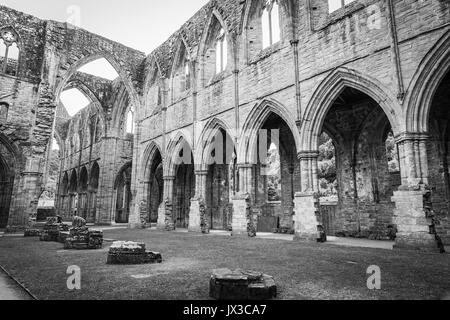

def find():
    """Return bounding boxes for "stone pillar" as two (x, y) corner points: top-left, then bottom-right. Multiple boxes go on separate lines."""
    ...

(97, 137), (119, 225)
(392, 133), (438, 251)
(392, 188), (437, 252)
(157, 176), (175, 230)
(7, 159), (42, 231)
(231, 164), (253, 236)
(189, 170), (207, 232)
(293, 152), (321, 241)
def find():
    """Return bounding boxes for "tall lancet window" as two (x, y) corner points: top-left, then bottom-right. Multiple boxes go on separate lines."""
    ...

(262, 0), (281, 49)
(215, 28), (227, 74)
(126, 107), (135, 134)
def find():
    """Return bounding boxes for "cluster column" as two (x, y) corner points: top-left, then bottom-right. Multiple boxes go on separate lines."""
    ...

(293, 151), (321, 241)
(231, 164), (253, 236)
(157, 176), (175, 230)
(392, 133), (438, 252)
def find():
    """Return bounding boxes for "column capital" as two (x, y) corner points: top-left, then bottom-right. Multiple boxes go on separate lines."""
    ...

(395, 132), (429, 144)
(194, 170), (209, 176)
(163, 176), (176, 181)
(297, 151), (319, 160)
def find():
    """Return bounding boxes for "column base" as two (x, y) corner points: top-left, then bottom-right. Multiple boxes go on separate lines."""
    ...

(293, 192), (320, 242)
(392, 188), (443, 253)
(394, 233), (443, 253)
(156, 202), (175, 231)
(231, 195), (251, 237)
(188, 199), (202, 233)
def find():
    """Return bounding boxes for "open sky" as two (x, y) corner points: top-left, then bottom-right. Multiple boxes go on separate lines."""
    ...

(2, 0), (210, 54)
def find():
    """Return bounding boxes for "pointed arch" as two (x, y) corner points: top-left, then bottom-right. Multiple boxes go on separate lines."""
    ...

(198, 9), (233, 84)
(0, 26), (23, 76)
(170, 36), (193, 97)
(404, 29), (450, 133)
(165, 131), (194, 176)
(300, 67), (401, 152)
(89, 162), (100, 191)
(238, 98), (301, 164)
(144, 56), (165, 117)
(195, 117), (234, 170)
(55, 52), (140, 111)
(141, 141), (163, 180)
(62, 79), (107, 126)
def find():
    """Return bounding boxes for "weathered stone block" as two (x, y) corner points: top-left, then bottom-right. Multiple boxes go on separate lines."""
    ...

(106, 241), (162, 265)
(210, 269), (277, 300)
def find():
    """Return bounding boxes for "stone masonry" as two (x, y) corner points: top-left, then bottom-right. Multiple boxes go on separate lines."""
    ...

(1, 1), (450, 252)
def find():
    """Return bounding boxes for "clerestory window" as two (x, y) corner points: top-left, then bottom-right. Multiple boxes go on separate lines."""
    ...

(262, 0), (281, 49)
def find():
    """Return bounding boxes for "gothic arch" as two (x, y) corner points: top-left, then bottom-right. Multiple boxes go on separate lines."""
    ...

(405, 29), (450, 133)
(195, 117), (234, 171)
(110, 83), (133, 133)
(165, 132), (194, 176)
(238, 98), (301, 163)
(141, 141), (163, 181)
(300, 67), (401, 152)
(144, 56), (165, 116)
(63, 79), (107, 126)
(170, 36), (193, 79)
(198, 8), (234, 63)
(55, 52), (140, 111)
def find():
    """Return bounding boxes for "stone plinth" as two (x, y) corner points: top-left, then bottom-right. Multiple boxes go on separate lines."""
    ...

(64, 227), (103, 250)
(210, 269), (277, 300)
(293, 192), (320, 241)
(392, 189), (440, 252)
(188, 199), (202, 233)
(106, 241), (162, 265)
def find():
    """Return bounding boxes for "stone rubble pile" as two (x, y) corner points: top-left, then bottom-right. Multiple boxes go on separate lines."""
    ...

(64, 227), (103, 250)
(39, 217), (70, 242)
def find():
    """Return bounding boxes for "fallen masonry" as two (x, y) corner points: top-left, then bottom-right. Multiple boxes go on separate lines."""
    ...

(39, 218), (70, 242)
(24, 229), (41, 237)
(210, 268), (277, 300)
(64, 227), (104, 250)
(106, 241), (162, 265)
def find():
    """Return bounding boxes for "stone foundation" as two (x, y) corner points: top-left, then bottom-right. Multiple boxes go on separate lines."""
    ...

(210, 269), (277, 300)
(392, 189), (440, 252)
(106, 241), (162, 265)
(293, 192), (320, 241)
(231, 195), (250, 237)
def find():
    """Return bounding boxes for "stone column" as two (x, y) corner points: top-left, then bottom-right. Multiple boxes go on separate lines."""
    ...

(392, 133), (438, 251)
(97, 136), (119, 225)
(293, 151), (321, 241)
(189, 170), (208, 232)
(157, 176), (175, 230)
(7, 171), (42, 230)
(231, 164), (253, 236)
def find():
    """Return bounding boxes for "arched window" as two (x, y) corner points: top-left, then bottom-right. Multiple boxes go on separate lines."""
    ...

(215, 28), (227, 74)
(126, 108), (135, 134)
(184, 59), (191, 91)
(0, 102), (9, 123)
(0, 28), (20, 76)
(262, 0), (281, 49)
(328, 0), (356, 14)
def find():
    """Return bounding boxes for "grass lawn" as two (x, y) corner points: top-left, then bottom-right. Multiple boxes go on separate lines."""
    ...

(0, 229), (449, 300)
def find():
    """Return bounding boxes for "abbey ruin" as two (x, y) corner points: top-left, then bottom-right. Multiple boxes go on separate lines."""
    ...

(1, 0), (450, 252)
